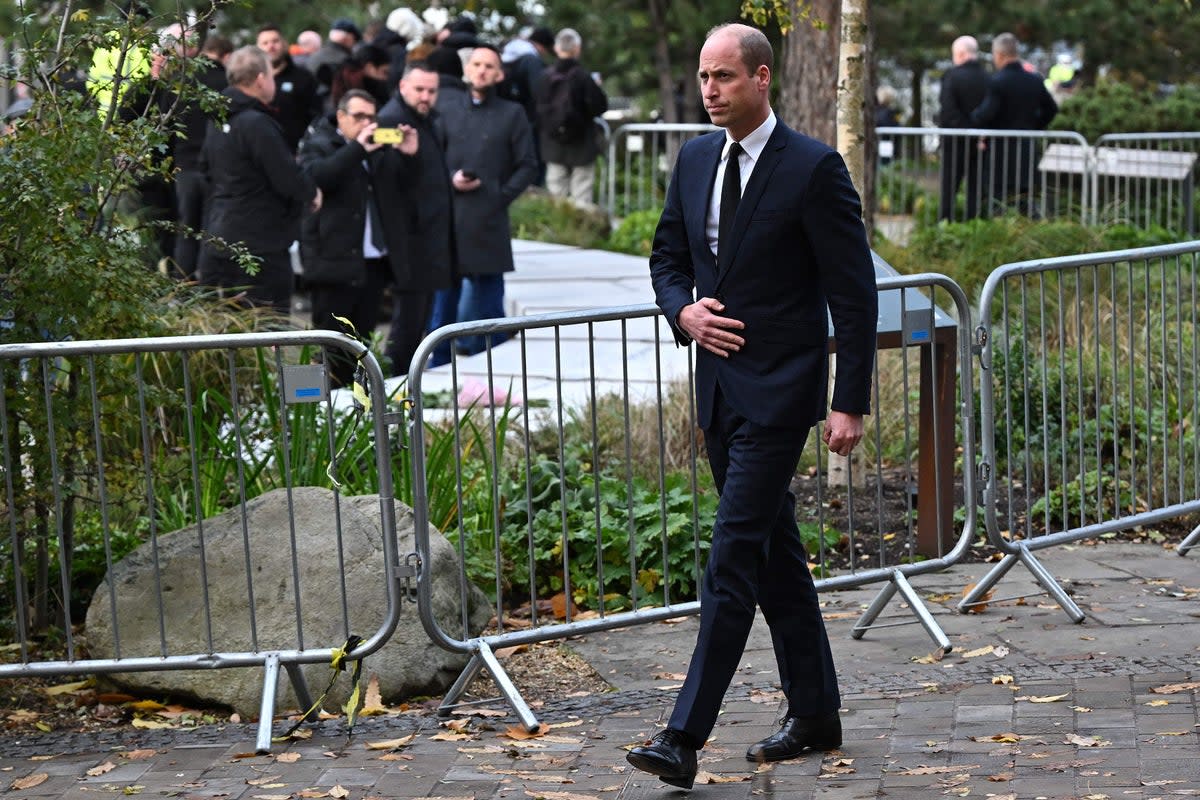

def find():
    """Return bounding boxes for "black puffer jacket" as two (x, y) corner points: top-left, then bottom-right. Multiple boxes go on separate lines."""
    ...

(201, 87), (315, 254)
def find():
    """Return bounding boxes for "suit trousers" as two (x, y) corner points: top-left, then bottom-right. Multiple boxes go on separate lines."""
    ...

(668, 387), (840, 747)
(172, 169), (208, 281)
(939, 136), (988, 222)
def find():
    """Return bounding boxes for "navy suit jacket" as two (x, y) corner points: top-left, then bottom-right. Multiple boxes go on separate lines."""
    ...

(650, 119), (878, 431)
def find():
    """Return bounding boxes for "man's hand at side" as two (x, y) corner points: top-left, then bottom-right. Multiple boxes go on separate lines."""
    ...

(823, 410), (864, 457)
(677, 297), (745, 358)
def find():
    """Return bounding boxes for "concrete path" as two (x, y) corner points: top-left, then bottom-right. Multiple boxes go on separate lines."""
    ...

(3, 542), (1197, 798)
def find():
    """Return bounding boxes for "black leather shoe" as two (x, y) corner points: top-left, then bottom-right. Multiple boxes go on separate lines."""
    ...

(626, 728), (698, 789)
(746, 711), (842, 762)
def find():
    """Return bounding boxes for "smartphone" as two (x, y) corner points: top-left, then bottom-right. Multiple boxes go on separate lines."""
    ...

(372, 127), (405, 145)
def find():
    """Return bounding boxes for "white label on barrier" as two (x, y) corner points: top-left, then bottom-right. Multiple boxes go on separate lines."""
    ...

(283, 364), (328, 404)
(879, 140), (894, 159)
(627, 134), (644, 153)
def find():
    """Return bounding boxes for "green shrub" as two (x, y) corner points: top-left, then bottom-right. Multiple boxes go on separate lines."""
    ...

(1052, 80), (1200, 141)
(510, 192), (611, 248)
(605, 210), (660, 257)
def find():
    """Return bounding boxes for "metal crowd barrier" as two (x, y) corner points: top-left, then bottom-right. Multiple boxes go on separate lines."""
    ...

(963, 241), (1200, 620)
(0, 331), (401, 752)
(406, 272), (976, 731)
(1092, 133), (1200, 236)
(603, 122), (717, 217)
(876, 127), (1090, 227)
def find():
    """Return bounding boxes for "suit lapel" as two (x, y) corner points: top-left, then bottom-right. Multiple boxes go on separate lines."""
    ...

(715, 122), (788, 290)
(686, 135), (724, 279)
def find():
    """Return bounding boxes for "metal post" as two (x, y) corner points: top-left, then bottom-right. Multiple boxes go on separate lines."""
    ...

(1178, 523), (1200, 556)
(853, 571), (952, 654)
(255, 653), (281, 754)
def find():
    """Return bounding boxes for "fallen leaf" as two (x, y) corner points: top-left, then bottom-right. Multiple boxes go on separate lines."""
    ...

(479, 766), (573, 782)
(1072, 706), (1092, 712)
(548, 719), (584, 729)
(444, 718), (470, 732)
(549, 592), (575, 619)
(121, 785), (144, 795)
(912, 650), (945, 664)
(130, 718), (173, 730)
(365, 734), (417, 750)
(429, 732), (472, 741)
(988, 772), (1014, 781)
(500, 725), (544, 741)
(1081, 794), (1110, 800)
(961, 644), (995, 658)
(1146, 699), (1170, 707)
(896, 764), (981, 775)
(375, 753), (411, 762)
(329, 786), (350, 799)
(12, 773), (49, 790)
(246, 774), (282, 786)
(252, 795), (292, 800)
(1065, 733), (1109, 747)
(296, 791), (328, 799)
(1027, 692), (1070, 703)
(1150, 682), (1200, 694)
(96, 693), (136, 704)
(522, 791), (603, 800)
(361, 673), (385, 714)
(962, 583), (994, 613)
(1154, 731), (1191, 736)
(86, 762), (117, 777)
(7, 710), (38, 723)
(993, 645), (1010, 657)
(653, 672), (688, 681)
(451, 708), (506, 717)
(275, 753), (301, 763)
(28, 755), (58, 762)
(992, 675), (1014, 685)
(970, 733), (1020, 743)
(697, 772), (750, 784)
(43, 680), (91, 696)
(127, 700), (166, 712)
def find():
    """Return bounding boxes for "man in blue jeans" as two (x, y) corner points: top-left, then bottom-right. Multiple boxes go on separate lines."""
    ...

(435, 44), (537, 361)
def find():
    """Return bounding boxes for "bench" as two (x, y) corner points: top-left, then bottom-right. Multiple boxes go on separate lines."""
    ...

(1040, 144), (1197, 232)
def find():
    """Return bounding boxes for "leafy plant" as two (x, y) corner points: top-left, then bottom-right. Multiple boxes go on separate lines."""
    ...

(605, 209), (660, 256)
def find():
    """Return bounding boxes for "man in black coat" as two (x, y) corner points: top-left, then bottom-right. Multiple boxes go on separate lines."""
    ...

(377, 61), (457, 377)
(161, 34), (230, 280)
(535, 28), (608, 207)
(437, 44), (538, 359)
(971, 32), (1058, 216)
(256, 24), (322, 154)
(198, 46), (320, 315)
(308, 19), (361, 110)
(297, 89), (418, 385)
(937, 35), (990, 221)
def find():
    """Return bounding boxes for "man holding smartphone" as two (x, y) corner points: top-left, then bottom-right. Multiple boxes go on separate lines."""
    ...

(435, 44), (538, 360)
(297, 88), (417, 385)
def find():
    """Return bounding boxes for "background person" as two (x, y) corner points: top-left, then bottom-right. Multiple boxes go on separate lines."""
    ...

(535, 28), (608, 207)
(937, 34), (990, 221)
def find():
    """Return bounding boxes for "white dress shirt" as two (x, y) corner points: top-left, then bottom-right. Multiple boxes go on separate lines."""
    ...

(706, 111), (777, 258)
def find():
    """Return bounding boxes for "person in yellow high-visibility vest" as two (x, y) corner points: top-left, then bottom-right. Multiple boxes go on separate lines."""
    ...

(86, 3), (154, 120)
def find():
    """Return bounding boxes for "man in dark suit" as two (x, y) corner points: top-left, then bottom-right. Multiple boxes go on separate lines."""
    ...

(937, 35), (990, 221)
(971, 32), (1058, 216)
(626, 23), (877, 790)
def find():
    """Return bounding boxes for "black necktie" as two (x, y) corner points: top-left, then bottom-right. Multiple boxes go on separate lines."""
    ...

(719, 141), (743, 259)
(367, 180), (386, 254)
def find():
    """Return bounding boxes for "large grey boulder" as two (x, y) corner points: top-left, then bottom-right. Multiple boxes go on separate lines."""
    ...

(86, 487), (492, 716)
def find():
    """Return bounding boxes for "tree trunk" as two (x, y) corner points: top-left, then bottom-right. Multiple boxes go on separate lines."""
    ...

(647, 0), (679, 123)
(836, 0), (869, 209)
(778, 0), (840, 145)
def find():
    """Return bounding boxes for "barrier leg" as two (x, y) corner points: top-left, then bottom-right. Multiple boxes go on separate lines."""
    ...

(284, 662), (319, 722)
(956, 552), (1020, 612)
(1177, 523), (1200, 556)
(956, 546), (1085, 623)
(255, 653), (281, 754)
(1019, 547), (1085, 623)
(437, 641), (541, 733)
(852, 571), (952, 654)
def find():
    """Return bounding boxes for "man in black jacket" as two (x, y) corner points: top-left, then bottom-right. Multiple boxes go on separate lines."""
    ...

(165, 34), (230, 280)
(438, 44), (537, 359)
(971, 32), (1058, 216)
(256, 24), (321, 154)
(535, 28), (608, 207)
(937, 35), (990, 221)
(297, 89), (418, 384)
(377, 62), (457, 377)
(198, 46), (320, 315)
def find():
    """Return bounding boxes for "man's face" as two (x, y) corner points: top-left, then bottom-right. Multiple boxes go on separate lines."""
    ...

(399, 68), (439, 116)
(697, 31), (769, 138)
(256, 29), (287, 66)
(337, 95), (378, 140)
(465, 48), (502, 91)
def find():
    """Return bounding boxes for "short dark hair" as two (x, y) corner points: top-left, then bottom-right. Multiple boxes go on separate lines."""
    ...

(256, 23), (283, 37)
(337, 88), (377, 112)
(403, 60), (435, 77)
(202, 34), (233, 59)
(707, 23), (774, 75)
